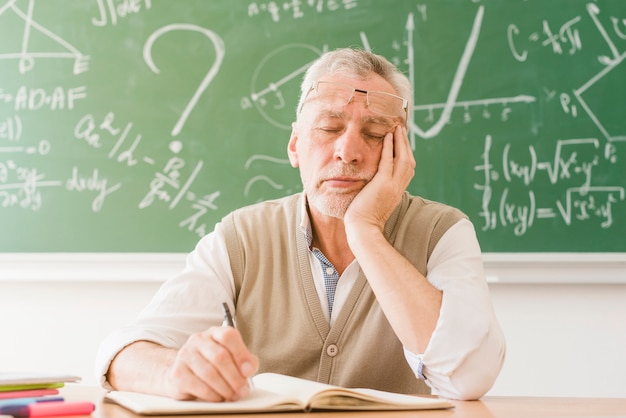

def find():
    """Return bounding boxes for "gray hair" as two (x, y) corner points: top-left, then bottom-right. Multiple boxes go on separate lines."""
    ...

(297, 48), (413, 126)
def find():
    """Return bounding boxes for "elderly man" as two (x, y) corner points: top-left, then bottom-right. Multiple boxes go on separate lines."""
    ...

(96, 47), (505, 402)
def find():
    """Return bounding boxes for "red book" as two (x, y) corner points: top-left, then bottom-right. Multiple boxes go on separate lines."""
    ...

(0, 389), (60, 400)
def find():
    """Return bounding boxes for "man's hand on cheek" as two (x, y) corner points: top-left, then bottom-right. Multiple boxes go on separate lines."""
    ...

(344, 125), (415, 234)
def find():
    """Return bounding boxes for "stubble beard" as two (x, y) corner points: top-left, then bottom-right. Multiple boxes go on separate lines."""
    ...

(305, 166), (374, 219)
(308, 190), (355, 219)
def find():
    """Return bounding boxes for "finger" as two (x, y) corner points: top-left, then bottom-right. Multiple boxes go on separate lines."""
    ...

(207, 327), (257, 390)
(215, 327), (258, 377)
(192, 336), (245, 400)
(168, 356), (225, 402)
(403, 127), (415, 165)
(166, 340), (224, 401)
(393, 126), (416, 174)
(173, 332), (241, 401)
(376, 130), (395, 177)
(393, 126), (411, 160)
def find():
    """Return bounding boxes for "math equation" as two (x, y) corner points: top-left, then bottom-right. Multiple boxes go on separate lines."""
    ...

(0, 0), (624, 252)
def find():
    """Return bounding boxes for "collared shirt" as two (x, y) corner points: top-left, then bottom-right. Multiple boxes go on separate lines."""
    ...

(95, 196), (505, 400)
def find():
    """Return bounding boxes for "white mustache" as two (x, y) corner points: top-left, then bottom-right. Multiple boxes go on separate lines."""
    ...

(319, 166), (374, 183)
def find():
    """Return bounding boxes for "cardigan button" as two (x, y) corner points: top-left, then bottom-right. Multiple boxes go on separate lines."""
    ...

(326, 344), (339, 357)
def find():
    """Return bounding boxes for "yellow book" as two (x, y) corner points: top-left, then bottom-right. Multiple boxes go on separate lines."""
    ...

(106, 373), (454, 414)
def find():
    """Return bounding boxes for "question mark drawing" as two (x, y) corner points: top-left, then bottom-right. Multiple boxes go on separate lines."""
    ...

(144, 23), (225, 136)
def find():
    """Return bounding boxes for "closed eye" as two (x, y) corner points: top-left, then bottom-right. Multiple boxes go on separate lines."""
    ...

(363, 131), (386, 141)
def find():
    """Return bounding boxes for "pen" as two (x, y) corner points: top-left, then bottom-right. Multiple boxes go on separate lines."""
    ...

(221, 302), (255, 390)
(221, 302), (235, 327)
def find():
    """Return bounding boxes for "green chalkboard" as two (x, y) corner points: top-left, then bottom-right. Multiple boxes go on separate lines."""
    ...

(1, 0), (624, 253)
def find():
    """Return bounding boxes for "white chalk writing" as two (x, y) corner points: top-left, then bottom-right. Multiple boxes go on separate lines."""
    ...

(66, 166), (122, 212)
(0, 1), (89, 74)
(474, 135), (624, 236)
(0, 86), (87, 111)
(92, 0), (152, 27)
(248, 0), (359, 23)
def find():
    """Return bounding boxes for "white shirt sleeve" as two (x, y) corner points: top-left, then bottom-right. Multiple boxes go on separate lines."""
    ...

(94, 223), (235, 388)
(402, 218), (506, 400)
(95, 216), (505, 398)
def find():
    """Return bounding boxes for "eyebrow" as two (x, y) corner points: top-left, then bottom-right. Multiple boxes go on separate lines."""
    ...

(314, 108), (396, 128)
(362, 115), (396, 129)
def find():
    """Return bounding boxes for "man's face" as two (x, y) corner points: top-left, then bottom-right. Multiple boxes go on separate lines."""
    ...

(288, 73), (404, 219)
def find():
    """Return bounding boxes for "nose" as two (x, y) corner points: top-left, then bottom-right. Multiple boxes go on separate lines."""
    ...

(333, 124), (364, 164)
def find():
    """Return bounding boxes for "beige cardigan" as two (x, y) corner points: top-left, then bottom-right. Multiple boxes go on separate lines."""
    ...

(222, 192), (465, 395)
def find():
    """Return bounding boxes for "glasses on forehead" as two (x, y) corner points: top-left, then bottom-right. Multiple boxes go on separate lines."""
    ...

(300, 80), (408, 119)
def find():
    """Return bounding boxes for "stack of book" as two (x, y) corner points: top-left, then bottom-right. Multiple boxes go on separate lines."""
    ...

(0, 373), (94, 417)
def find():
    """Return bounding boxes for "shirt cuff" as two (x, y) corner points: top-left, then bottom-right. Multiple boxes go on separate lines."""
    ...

(403, 348), (428, 381)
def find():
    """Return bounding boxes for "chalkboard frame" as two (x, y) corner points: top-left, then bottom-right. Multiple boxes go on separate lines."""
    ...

(2, 0), (626, 289)
(1, 252), (624, 284)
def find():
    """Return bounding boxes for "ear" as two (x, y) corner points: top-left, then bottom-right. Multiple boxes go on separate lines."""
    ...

(287, 122), (299, 168)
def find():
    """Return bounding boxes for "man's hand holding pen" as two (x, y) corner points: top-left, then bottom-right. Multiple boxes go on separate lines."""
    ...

(162, 305), (259, 402)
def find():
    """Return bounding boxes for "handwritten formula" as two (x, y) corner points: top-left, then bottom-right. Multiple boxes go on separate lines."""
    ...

(0, 0), (624, 252)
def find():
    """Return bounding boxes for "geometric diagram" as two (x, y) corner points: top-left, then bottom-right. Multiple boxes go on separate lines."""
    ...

(574, 3), (626, 143)
(248, 43), (322, 130)
(574, 51), (626, 143)
(242, 44), (320, 199)
(0, 0), (89, 74)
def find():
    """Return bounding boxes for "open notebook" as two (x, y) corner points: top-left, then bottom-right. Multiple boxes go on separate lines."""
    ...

(106, 373), (454, 414)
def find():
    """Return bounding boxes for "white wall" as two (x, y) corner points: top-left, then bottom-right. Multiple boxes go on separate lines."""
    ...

(488, 283), (626, 397)
(1, 255), (625, 398)
(0, 281), (160, 381)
